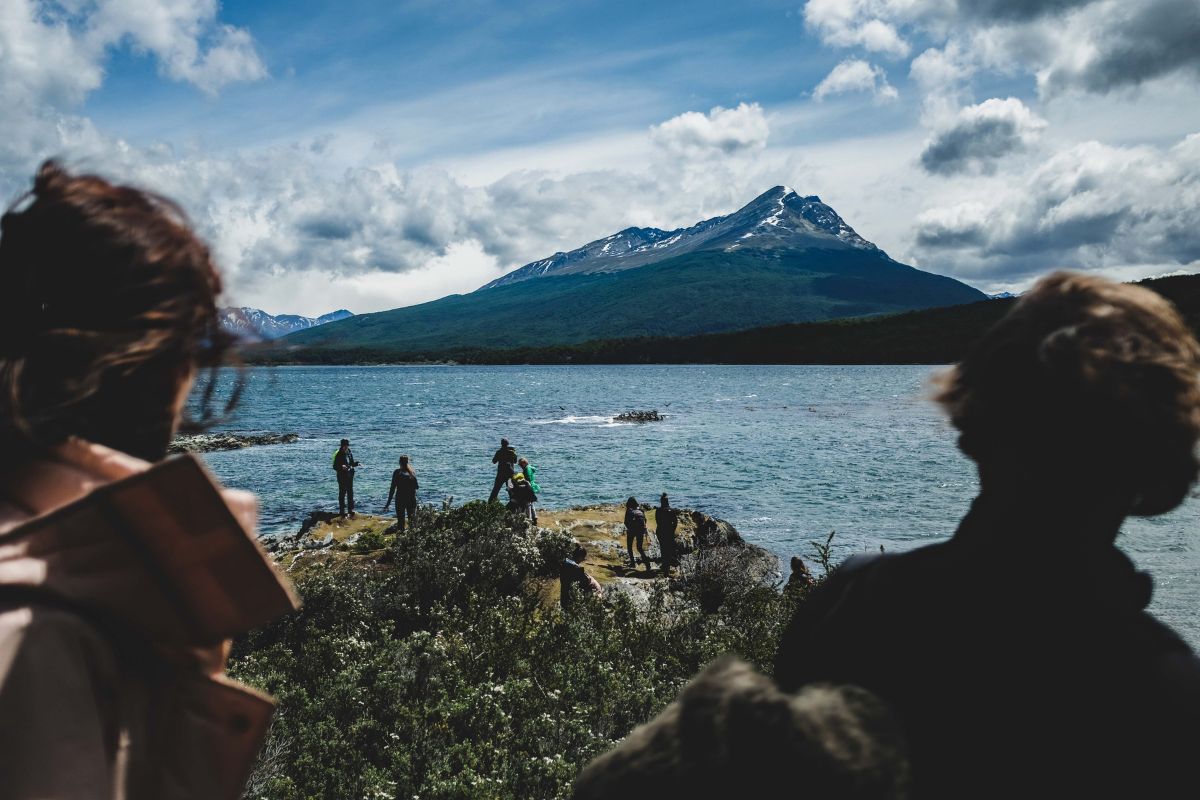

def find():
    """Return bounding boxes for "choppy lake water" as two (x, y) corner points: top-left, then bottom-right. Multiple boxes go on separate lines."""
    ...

(192, 364), (1200, 648)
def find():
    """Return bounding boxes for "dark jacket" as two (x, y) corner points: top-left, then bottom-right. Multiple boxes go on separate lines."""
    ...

(492, 446), (518, 471)
(774, 494), (1200, 799)
(333, 449), (358, 476)
(389, 469), (418, 502)
(624, 507), (647, 536)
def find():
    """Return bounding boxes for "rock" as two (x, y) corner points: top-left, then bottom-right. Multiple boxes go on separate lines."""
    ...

(304, 533), (334, 549)
(613, 410), (664, 423)
(168, 432), (300, 454)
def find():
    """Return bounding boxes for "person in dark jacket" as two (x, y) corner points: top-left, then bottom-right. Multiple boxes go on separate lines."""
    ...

(505, 471), (537, 520)
(774, 272), (1200, 799)
(624, 497), (651, 571)
(560, 544), (602, 610)
(489, 438), (518, 502)
(383, 454), (419, 533)
(333, 439), (360, 517)
(655, 493), (680, 575)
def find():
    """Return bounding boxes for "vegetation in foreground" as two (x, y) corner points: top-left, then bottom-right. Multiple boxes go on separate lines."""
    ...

(230, 502), (812, 800)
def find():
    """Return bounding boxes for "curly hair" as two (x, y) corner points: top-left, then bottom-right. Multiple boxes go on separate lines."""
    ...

(0, 160), (239, 461)
(935, 271), (1200, 516)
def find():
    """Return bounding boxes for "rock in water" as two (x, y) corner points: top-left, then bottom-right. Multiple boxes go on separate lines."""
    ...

(168, 432), (300, 454)
(614, 410), (664, 423)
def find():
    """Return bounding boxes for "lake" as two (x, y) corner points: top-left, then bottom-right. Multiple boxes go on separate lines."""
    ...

(193, 364), (1200, 647)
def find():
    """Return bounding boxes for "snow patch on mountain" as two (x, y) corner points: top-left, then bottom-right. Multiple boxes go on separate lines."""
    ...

(221, 307), (354, 340)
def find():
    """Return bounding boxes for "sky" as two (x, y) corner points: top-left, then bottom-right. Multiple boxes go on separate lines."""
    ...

(2, 0), (1199, 315)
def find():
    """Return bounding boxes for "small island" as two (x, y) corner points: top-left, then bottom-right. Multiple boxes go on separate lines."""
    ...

(168, 432), (300, 454)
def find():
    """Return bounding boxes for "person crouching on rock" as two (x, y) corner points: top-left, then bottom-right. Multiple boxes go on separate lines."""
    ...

(656, 493), (680, 575)
(560, 544), (602, 611)
(518, 457), (540, 524)
(383, 454), (419, 533)
(0, 160), (297, 799)
(333, 438), (360, 517)
(625, 497), (651, 571)
(506, 471), (537, 521)
(489, 437), (518, 502)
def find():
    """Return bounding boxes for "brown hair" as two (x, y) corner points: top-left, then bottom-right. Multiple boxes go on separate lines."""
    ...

(0, 160), (239, 461)
(935, 271), (1200, 516)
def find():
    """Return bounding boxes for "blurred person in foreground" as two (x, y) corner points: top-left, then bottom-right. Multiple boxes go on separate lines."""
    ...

(0, 161), (296, 799)
(775, 272), (1200, 798)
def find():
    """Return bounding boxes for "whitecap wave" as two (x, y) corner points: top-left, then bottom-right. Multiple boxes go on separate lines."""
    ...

(530, 414), (614, 426)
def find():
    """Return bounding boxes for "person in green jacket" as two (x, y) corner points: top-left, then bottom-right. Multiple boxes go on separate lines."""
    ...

(518, 457), (540, 524)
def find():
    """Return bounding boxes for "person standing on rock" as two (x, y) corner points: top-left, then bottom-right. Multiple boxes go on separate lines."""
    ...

(518, 457), (540, 524)
(625, 497), (651, 571)
(383, 454), (419, 533)
(489, 438), (518, 502)
(333, 438), (360, 517)
(656, 494), (680, 575)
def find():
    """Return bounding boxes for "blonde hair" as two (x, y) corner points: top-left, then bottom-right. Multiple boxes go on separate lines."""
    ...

(935, 271), (1200, 516)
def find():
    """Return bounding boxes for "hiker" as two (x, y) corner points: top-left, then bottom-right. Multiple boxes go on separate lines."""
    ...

(774, 272), (1200, 799)
(333, 438), (360, 517)
(560, 544), (602, 610)
(624, 497), (651, 571)
(383, 454), (419, 533)
(0, 161), (297, 798)
(489, 437), (518, 502)
(656, 493), (680, 574)
(518, 457), (540, 524)
(506, 471), (537, 520)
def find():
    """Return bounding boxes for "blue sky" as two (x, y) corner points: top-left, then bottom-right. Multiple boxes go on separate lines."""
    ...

(3, 0), (1199, 314)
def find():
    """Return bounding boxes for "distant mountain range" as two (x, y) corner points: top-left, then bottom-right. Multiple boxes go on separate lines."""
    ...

(221, 307), (353, 340)
(270, 186), (987, 357)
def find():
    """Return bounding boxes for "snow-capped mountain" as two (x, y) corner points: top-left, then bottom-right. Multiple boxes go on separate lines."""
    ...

(483, 186), (875, 290)
(221, 307), (354, 340)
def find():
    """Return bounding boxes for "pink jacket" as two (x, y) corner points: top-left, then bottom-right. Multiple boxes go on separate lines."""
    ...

(0, 439), (298, 799)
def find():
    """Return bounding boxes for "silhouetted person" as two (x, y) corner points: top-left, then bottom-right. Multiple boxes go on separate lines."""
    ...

(560, 544), (602, 611)
(333, 438), (360, 517)
(384, 454), (419, 533)
(0, 161), (296, 798)
(625, 497), (650, 570)
(785, 556), (814, 593)
(774, 272), (1200, 799)
(489, 438), (517, 502)
(573, 656), (909, 800)
(656, 493), (680, 575)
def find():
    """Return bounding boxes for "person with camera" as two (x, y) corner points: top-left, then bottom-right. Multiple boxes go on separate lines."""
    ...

(333, 438), (361, 517)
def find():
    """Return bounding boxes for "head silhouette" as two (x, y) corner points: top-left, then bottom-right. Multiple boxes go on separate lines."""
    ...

(936, 272), (1200, 518)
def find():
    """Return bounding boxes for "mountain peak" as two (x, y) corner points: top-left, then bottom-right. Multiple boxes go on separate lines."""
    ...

(482, 186), (876, 290)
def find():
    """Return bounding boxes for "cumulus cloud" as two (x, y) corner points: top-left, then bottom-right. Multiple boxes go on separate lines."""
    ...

(804, 0), (911, 57)
(813, 59), (899, 101)
(649, 103), (769, 156)
(919, 97), (1046, 175)
(914, 134), (1200, 280)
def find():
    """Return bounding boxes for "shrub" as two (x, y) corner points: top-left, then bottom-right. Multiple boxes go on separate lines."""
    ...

(229, 503), (804, 800)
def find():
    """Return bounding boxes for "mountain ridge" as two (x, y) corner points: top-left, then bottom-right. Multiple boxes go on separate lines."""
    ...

(222, 307), (353, 340)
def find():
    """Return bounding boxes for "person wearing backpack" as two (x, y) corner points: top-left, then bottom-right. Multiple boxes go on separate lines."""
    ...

(332, 439), (360, 517)
(624, 497), (651, 571)
(518, 457), (540, 524)
(383, 454), (419, 533)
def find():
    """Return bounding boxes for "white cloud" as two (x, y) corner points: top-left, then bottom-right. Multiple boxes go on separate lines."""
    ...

(813, 59), (899, 101)
(919, 97), (1047, 175)
(804, 0), (913, 57)
(649, 103), (769, 156)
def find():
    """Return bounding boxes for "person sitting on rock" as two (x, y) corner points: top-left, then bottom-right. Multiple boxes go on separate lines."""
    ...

(489, 438), (518, 503)
(656, 493), (680, 575)
(518, 457), (540, 525)
(560, 544), (602, 611)
(774, 272), (1200, 799)
(383, 454), (419, 533)
(624, 497), (651, 571)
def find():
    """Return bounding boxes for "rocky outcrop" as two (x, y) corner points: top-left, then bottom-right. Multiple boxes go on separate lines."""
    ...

(614, 410), (665, 423)
(168, 432), (300, 454)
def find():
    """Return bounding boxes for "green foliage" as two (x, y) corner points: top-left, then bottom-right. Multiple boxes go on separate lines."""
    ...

(229, 503), (804, 800)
